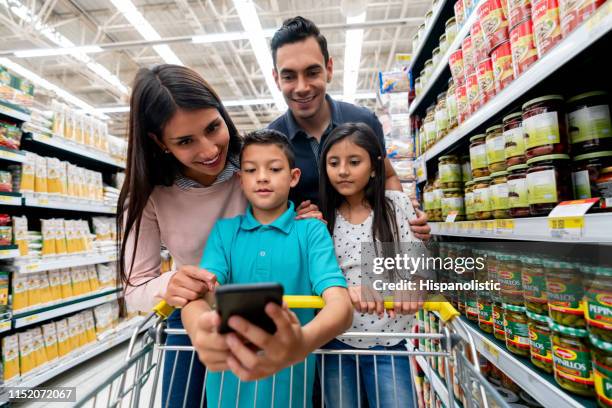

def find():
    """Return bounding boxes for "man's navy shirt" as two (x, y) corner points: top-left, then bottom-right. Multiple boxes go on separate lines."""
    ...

(268, 95), (386, 207)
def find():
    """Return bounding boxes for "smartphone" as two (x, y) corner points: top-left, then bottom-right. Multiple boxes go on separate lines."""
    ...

(215, 283), (284, 334)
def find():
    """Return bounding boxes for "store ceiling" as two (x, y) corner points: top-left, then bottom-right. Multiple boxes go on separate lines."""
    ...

(0, 0), (427, 136)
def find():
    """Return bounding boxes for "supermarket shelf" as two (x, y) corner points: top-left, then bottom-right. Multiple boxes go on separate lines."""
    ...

(0, 245), (20, 260)
(429, 213), (612, 243)
(0, 319), (11, 334)
(24, 196), (117, 214)
(0, 99), (30, 122)
(26, 132), (126, 169)
(415, 354), (454, 405)
(408, 0), (483, 117)
(460, 318), (596, 408)
(16, 252), (117, 274)
(4, 317), (152, 390)
(409, 0), (449, 73)
(13, 289), (120, 329)
(0, 146), (26, 163)
(418, 2), (612, 163)
(0, 191), (22, 206)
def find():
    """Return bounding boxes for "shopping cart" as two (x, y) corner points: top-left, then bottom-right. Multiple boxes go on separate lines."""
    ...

(75, 296), (509, 408)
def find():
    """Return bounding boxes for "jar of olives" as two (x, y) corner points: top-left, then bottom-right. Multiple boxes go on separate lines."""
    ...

(507, 164), (530, 217)
(472, 176), (493, 219)
(523, 95), (569, 159)
(521, 256), (548, 315)
(425, 105), (437, 149)
(461, 155), (472, 183)
(527, 310), (554, 373)
(493, 301), (506, 341)
(432, 176), (444, 221)
(504, 303), (531, 356)
(439, 155), (462, 188)
(479, 296), (494, 334)
(486, 125), (507, 173)
(423, 181), (434, 219)
(470, 134), (490, 177)
(551, 322), (594, 397)
(465, 181), (476, 220)
(590, 334), (612, 407)
(490, 171), (510, 218)
(442, 188), (465, 220)
(497, 254), (523, 306)
(447, 78), (458, 130)
(436, 92), (450, 141)
(584, 266), (612, 343)
(544, 260), (585, 328)
(503, 112), (526, 167)
(567, 91), (612, 154)
(526, 154), (573, 216)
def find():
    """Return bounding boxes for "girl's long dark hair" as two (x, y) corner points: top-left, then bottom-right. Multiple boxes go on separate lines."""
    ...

(117, 64), (241, 289)
(319, 122), (399, 248)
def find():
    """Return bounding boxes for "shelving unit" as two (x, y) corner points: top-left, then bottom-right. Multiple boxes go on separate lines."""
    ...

(0, 147), (26, 164)
(408, 0), (450, 74)
(23, 196), (116, 214)
(0, 245), (20, 260)
(15, 252), (116, 274)
(0, 100), (30, 122)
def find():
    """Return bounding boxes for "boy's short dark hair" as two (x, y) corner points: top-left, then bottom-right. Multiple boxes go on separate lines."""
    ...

(270, 16), (329, 68)
(240, 129), (296, 168)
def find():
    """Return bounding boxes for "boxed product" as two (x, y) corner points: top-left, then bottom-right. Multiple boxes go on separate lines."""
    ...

(55, 319), (71, 357)
(29, 327), (48, 369)
(42, 322), (59, 361)
(12, 273), (28, 311)
(18, 331), (34, 375)
(2, 334), (20, 380)
(13, 215), (28, 256)
(48, 269), (63, 301)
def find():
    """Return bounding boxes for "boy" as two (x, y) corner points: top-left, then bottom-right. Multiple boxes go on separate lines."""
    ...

(182, 129), (353, 408)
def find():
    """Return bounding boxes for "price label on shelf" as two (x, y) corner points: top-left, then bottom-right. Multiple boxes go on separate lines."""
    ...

(445, 211), (458, 223)
(0, 320), (11, 331)
(26, 263), (40, 272)
(0, 149), (21, 161)
(24, 314), (39, 323)
(483, 339), (500, 362)
(415, 156), (427, 183)
(0, 195), (16, 204)
(495, 219), (514, 235)
(479, 220), (494, 233)
(548, 198), (598, 239)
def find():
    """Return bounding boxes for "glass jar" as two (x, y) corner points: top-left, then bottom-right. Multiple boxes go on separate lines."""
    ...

(551, 322), (594, 397)
(442, 188), (465, 220)
(424, 59), (434, 84)
(439, 155), (462, 188)
(446, 17), (458, 44)
(417, 24), (426, 45)
(439, 33), (449, 56)
(527, 310), (554, 373)
(435, 92), (449, 140)
(522, 95), (569, 159)
(498, 254), (523, 306)
(493, 302), (506, 341)
(567, 91), (612, 154)
(470, 134), (490, 177)
(461, 155), (472, 183)
(544, 260), (585, 328)
(503, 112), (526, 167)
(415, 77), (422, 98)
(447, 78), (458, 130)
(420, 68), (428, 88)
(504, 303), (531, 356)
(590, 334), (612, 407)
(490, 171), (510, 218)
(424, 10), (434, 31)
(479, 296), (494, 333)
(432, 47), (442, 69)
(432, 176), (444, 221)
(464, 181), (475, 220)
(507, 164), (530, 217)
(419, 124), (426, 155)
(597, 167), (612, 209)
(486, 125), (507, 172)
(423, 182), (435, 219)
(425, 106), (437, 149)
(526, 154), (572, 216)
(473, 176), (492, 219)
(572, 151), (612, 200)
(584, 266), (612, 343)
(521, 256), (548, 315)
(412, 33), (420, 56)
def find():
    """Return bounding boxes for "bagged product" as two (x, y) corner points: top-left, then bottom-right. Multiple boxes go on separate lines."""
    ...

(60, 268), (74, 299)
(93, 302), (112, 334)
(96, 264), (113, 289)
(58, 161), (68, 196)
(38, 272), (52, 304)
(55, 218), (67, 255)
(51, 101), (65, 137)
(0, 170), (12, 193)
(19, 152), (36, 193)
(87, 265), (100, 292)
(66, 164), (77, 198)
(92, 217), (112, 241)
(69, 268), (83, 296)
(67, 315), (80, 351)
(83, 310), (97, 343)
(110, 301), (120, 327)
(41, 219), (56, 257)
(18, 331), (34, 375)
(74, 113), (84, 145)
(26, 273), (42, 308)
(80, 267), (92, 294)
(48, 269), (63, 301)
(34, 154), (48, 194)
(11, 273), (28, 310)
(12, 215), (28, 256)
(76, 167), (85, 199)
(83, 116), (93, 147)
(46, 157), (61, 195)
(29, 327), (48, 369)
(2, 334), (20, 380)
(42, 322), (59, 361)
(55, 319), (71, 356)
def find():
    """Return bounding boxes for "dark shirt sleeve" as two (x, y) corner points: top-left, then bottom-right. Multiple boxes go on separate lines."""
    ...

(369, 112), (387, 157)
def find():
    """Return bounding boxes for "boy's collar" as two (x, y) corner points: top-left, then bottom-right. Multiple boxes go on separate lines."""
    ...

(285, 94), (342, 140)
(241, 201), (296, 234)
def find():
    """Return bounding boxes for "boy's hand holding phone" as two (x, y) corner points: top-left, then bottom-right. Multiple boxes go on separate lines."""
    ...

(192, 311), (232, 371)
(164, 266), (217, 307)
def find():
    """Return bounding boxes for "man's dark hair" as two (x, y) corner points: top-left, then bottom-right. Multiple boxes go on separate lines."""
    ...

(270, 16), (329, 68)
(240, 129), (296, 168)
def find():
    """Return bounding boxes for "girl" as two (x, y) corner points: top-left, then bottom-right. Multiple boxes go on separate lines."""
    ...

(319, 122), (422, 408)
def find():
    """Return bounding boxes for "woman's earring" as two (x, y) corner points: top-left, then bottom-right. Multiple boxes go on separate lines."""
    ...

(371, 172), (375, 178)
(164, 149), (170, 154)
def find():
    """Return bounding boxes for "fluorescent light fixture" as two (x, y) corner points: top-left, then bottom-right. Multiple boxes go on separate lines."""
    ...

(14, 45), (103, 58)
(191, 29), (275, 44)
(342, 12), (366, 104)
(108, 0), (183, 65)
(232, 0), (287, 112)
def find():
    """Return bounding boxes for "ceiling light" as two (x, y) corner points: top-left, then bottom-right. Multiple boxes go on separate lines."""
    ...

(343, 12), (366, 104)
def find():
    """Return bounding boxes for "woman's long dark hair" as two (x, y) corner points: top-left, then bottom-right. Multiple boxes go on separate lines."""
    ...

(117, 64), (242, 289)
(319, 122), (399, 248)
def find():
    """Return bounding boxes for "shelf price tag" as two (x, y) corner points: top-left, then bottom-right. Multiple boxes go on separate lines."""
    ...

(24, 314), (39, 323)
(482, 339), (500, 363)
(415, 156), (427, 183)
(495, 219), (514, 235)
(26, 263), (40, 272)
(445, 211), (458, 223)
(0, 320), (11, 331)
(0, 195), (16, 204)
(547, 199), (598, 239)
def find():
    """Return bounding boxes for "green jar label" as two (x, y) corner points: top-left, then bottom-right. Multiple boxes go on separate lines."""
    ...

(594, 358), (612, 403)
(479, 301), (493, 325)
(473, 187), (491, 212)
(462, 162), (472, 182)
(552, 345), (594, 385)
(465, 191), (475, 215)
(498, 269), (523, 297)
(527, 169), (558, 205)
(585, 287), (612, 331)
(529, 326), (552, 362)
(432, 189), (443, 209)
(493, 306), (505, 332)
(524, 111), (561, 150)
(504, 127), (526, 158)
(546, 277), (583, 309)
(490, 183), (509, 210)
(440, 163), (462, 183)
(505, 318), (530, 349)
(466, 300), (479, 318)
(522, 272), (547, 303)
(425, 122), (437, 144)
(424, 191), (434, 211)
(442, 196), (465, 216)
(448, 94), (458, 120)
(470, 144), (488, 170)
(435, 109), (449, 133)
(508, 178), (528, 208)
(486, 135), (506, 165)
(569, 105), (612, 144)
(572, 170), (592, 199)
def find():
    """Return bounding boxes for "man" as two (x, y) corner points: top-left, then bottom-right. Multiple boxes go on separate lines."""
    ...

(268, 16), (430, 240)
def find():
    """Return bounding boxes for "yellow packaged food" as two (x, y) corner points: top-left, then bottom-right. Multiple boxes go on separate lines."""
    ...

(76, 167), (85, 199)
(55, 319), (71, 357)
(41, 219), (56, 257)
(74, 113), (84, 145)
(76, 314), (88, 347)
(54, 218), (67, 255)
(66, 164), (76, 198)
(12, 216), (28, 256)
(20, 152), (36, 193)
(87, 265), (100, 292)
(38, 272), (52, 304)
(60, 269), (74, 299)
(18, 331), (34, 375)
(42, 322), (59, 361)
(67, 316), (81, 350)
(51, 101), (65, 136)
(64, 110), (75, 140)
(26, 273), (41, 308)
(2, 334), (20, 380)
(64, 220), (75, 254)
(46, 157), (61, 195)
(12, 274), (28, 311)
(58, 161), (68, 197)
(34, 154), (48, 194)
(83, 116), (93, 147)
(48, 270), (63, 301)
(83, 310), (97, 343)
(29, 327), (48, 369)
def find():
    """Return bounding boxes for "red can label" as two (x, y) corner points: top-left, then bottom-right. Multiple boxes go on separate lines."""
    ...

(462, 35), (476, 74)
(532, 0), (562, 58)
(559, 0), (603, 37)
(471, 21), (488, 62)
(455, 84), (469, 124)
(449, 49), (465, 85)
(479, 0), (510, 50)
(467, 73), (480, 114)
(491, 41), (514, 92)
(510, 18), (539, 77)
(455, 0), (466, 25)
(509, 0), (532, 27)
(477, 58), (495, 104)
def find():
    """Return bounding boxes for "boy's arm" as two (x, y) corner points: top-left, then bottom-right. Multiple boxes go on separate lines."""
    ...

(300, 286), (353, 351)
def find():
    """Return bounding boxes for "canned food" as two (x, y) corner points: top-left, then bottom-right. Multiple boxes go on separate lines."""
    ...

(471, 20), (488, 63)
(477, 58), (495, 105)
(456, 84), (469, 124)
(559, 0), (604, 37)
(462, 35), (476, 74)
(455, 0), (466, 25)
(491, 40), (514, 93)
(508, 0), (532, 27)
(510, 17), (539, 78)
(467, 73), (481, 114)
(479, 0), (510, 51)
(449, 49), (465, 86)
(532, 0), (562, 58)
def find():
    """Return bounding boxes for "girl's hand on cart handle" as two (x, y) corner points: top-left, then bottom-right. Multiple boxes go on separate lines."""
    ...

(164, 265), (217, 308)
(295, 200), (326, 223)
(192, 309), (232, 371)
(389, 288), (426, 319)
(348, 285), (385, 318)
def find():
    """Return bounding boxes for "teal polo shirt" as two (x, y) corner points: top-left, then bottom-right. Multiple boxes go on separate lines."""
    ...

(200, 201), (347, 408)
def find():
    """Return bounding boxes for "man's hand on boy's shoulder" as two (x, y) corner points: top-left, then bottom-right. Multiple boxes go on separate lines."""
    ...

(295, 200), (326, 223)
(224, 302), (309, 381)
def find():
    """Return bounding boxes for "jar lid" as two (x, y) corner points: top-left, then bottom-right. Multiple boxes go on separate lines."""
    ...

(520, 256), (542, 265)
(496, 253), (514, 261)
(418, 23), (425, 29)
(438, 91), (447, 99)
(549, 321), (589, 337)
(425, 59), (433, 66)
(502, 112), (523, 122)
(491, 171), (509, 178)
(526, 154), (571, 165)
(439, 154), (457, 161)
(440, 33), (447, 40)
(567, 91), (609, 104)
(589, 334), (612, 351)
(425, 10), (433, 16)
(507, 164), (528, 172)
(427, 105), (436, 112)
(587, 265), (612, 277)
(522, 95), (564, 110)
(448, 77), (455, 85)
(442, 188), (463, 192)
(446, 16), (456, 26)
(473, 176), (491, 182)
(469, 134), (486, 142)
(602, 166), (612, 174)
(416, 77), (422, 83)
(433, 47), (440, 54)
(573, 151), (612, 161)
(503, 303), (526, 312)
(486, 124), (503, 133)
(526, 310), (551, 323)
